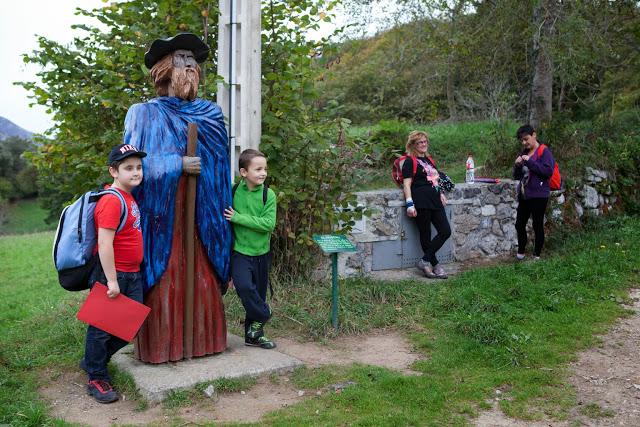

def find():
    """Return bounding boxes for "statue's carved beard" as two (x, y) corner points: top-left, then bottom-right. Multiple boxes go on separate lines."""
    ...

(171, 67), (199, 101)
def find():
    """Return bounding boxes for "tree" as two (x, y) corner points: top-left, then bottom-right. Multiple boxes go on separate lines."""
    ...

(0, 137), (38, 200)
(326, 0), (531, 122)
(528, 0), (557, 128)
(19, 0), (220, 221)
(20, 0), (362, 277)
(261, 0), (365, 275)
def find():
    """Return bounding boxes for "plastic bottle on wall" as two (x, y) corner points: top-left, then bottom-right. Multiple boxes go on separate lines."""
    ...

(465, 155), (475, 184)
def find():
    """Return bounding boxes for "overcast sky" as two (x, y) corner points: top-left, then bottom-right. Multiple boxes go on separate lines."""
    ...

(0, 1), (108, 134)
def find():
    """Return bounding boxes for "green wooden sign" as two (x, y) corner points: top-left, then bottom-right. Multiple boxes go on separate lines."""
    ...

(313, 234), (357, 254)
(313, 234), (357, 331)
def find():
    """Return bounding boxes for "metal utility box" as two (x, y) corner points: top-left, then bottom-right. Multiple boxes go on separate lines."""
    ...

(371, 206), (454, 271)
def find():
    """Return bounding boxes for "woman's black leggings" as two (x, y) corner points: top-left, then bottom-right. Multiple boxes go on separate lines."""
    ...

(414, 208), (451, 266)
(515, 197), (549, 256)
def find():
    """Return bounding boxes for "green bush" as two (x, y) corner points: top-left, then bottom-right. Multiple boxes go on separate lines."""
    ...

(482, 120), (521, 178)
(0, 137), (38, 201)
(0, 178), (12, 200)
(540, 110), (640, 213)
(367, 119), (411, 166)
(264, 119), (365, 277)
(260, 1), (365, 278)
(0, 197), (7, 228)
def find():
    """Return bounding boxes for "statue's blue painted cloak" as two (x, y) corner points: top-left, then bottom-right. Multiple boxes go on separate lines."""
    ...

(124, 97), (232, 291)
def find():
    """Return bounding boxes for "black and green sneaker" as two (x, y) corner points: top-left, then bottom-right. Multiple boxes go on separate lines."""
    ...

(245, 335), (277, 349)
(246, 321), (265, 339)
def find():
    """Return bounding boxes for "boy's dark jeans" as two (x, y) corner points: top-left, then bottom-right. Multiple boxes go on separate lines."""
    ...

(231, 251), (272, 337)
(83, 266), (143, 382)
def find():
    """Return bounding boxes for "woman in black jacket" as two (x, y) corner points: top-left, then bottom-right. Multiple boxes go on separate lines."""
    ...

(402, 131), (451, 278)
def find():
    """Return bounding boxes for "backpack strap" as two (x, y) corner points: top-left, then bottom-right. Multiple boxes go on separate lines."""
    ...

(412, 155), (437, 175)
(536, 144), (547, 159)
(232, 180), (269, 206)
(101, 188), (128, 233)
(403, 155), (418, 179)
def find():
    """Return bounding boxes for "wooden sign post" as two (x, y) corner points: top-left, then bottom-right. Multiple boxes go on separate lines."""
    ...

(184, 123), (198, 358)
(312, 234), (357, 331)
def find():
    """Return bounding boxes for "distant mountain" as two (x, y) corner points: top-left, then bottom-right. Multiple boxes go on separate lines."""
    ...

(0, 116), (33, 140)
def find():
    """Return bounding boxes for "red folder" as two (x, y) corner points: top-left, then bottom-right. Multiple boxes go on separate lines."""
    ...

(77, 283), (151, 342)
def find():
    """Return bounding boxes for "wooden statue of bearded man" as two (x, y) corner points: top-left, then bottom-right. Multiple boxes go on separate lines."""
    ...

(124, 33), (231, 363)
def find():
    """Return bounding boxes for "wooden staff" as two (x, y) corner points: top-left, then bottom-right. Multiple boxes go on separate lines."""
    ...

(184, 122), (198, 359)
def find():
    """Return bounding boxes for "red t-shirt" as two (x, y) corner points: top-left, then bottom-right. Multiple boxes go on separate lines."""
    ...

(94, 187), (143, 272)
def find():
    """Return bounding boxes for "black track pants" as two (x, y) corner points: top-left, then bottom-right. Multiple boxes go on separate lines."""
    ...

(515, 197), (549, 256)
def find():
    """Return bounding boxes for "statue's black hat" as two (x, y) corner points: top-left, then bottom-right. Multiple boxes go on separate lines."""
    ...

(144, 33), (209, 69)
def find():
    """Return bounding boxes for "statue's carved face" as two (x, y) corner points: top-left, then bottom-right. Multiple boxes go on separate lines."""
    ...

(171, 49), (199, 101)
(172, 49), (197, 69)
(150, 49), (201, 101)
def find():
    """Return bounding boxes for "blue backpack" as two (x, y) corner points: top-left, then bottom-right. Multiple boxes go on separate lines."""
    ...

(52, 188), (127, 291)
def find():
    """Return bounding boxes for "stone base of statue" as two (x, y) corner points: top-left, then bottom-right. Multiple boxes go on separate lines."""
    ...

(114, 334), (303, 403)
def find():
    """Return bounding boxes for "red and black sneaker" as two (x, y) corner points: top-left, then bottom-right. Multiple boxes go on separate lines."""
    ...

(87, 379), (119, 404)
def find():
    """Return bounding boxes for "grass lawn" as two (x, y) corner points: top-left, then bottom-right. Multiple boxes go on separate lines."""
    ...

(1, 216), (639, 425)
(350, 120), (519, 191)
(0, 198), (55, 235)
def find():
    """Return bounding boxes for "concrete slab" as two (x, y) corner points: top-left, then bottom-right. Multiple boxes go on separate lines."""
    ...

(112, 334), (303, 404)
(369, 262), (464, 282)
(369, 254), (512, 282)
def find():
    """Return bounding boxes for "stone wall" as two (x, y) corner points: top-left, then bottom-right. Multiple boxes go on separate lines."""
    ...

(574, 167), (616, 217)
(336, 181), (525, 277)
(446, 181), (519, 261)
(321, 166), (611, 278)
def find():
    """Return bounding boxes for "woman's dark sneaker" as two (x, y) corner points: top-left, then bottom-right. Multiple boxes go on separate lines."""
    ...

(416, 259), (436, 278)
(87, 379), (119, 403)
(245, 335), (276, 349)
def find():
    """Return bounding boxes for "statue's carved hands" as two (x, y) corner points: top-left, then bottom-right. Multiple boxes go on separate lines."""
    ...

(182, 156), (201, 175)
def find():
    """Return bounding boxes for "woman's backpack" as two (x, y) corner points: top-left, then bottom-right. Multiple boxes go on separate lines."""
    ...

(53, 188), (127, 291)
(536, 144), (562, 191)
(391, 155), (418, 187)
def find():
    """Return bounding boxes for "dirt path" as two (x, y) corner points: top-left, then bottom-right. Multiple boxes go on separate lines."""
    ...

(276, 330), (421, 374)
(41, 290), (640, 426)
(476, 289), (640, 426)
(41, 330), (420, 426)
(567, 288), (640, 425)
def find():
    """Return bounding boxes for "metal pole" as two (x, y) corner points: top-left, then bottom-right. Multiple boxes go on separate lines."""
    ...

(331, 252), (339, 331)
(228, 0), (236, 182)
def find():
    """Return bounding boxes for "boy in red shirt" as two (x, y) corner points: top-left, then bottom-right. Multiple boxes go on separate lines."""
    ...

(80, 143), (146, 403)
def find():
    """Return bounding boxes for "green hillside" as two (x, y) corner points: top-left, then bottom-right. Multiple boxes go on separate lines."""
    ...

(319, 2), (639, 127)
(0, 198), (54, 236)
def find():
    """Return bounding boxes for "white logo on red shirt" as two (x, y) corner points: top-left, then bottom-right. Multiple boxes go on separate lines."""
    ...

(131, 201), (141, 231)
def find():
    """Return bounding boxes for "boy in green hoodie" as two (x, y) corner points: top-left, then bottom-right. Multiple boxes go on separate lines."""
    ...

(224, 149), (277, 349)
